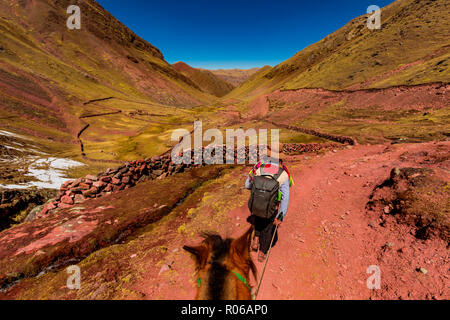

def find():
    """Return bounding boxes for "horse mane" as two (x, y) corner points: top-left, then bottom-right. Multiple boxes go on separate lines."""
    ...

(200, 231), (258, 291)
(203, 233), (233, 299)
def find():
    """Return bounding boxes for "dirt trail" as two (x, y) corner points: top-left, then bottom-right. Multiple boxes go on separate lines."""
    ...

(124, 141), (448, 300)
(249, 145), (381, 299)
(226, 142), (449, 300)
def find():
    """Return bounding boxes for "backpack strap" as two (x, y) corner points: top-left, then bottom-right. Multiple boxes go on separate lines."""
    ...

(248, 161), (262, 178)
(281, 164), (294, 187)
(273, 166), (284, 181)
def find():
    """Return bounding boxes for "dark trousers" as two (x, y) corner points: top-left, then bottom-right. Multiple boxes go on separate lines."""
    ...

(247, 214), (278, 254)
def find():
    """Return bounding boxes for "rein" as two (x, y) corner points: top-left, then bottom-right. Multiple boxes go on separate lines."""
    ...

(232, 270), (256, 300)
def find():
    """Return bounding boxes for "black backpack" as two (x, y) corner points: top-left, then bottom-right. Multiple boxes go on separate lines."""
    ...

(248, 164), (283, 219)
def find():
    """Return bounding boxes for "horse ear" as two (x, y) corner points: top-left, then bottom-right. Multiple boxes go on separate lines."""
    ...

(183, 245), (208, 269)
(231, 226), (254, 260)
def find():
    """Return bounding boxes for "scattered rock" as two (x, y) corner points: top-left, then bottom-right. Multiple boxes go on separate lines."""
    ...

(418, 267), (428, 275)
(60, 195), (74, 205)
(82, 187), (99, 198)
(159, 264), (170, 275)
(100, 176), (111, 183)
(383, 242), (394, 250)
(90, 284), (107, 300)
(74, 194), (86, 204)
(158, 261), (174, 275)
(85, 174), (98, 181)
(93, 181), (106, 188)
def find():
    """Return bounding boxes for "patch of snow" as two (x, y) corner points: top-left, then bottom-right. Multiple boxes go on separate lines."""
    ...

(0, 184), (30, 190)
(0, 130), (32, 141)
(0, 157), (85, 190)
(0, 130), (85, 189)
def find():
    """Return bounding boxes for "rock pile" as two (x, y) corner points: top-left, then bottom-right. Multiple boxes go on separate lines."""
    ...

(38, 145), (268, 218)
(267, 121), (357, 145)
(282, 143), (342, 155)
(38, 138), (353, 218)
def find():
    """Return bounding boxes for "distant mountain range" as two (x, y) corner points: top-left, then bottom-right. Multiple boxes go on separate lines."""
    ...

(173, 63), (263, 97)
(198, 67), (261, 87)
(172, 62), (235, 97)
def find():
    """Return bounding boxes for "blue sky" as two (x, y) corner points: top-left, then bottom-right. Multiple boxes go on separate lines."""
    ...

(96, 0), (395, 69)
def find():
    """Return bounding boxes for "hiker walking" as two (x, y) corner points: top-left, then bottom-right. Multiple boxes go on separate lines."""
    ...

(245, 157), (293, 262)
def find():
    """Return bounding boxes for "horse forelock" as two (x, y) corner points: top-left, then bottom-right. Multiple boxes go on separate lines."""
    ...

(196, 232), (255, 300)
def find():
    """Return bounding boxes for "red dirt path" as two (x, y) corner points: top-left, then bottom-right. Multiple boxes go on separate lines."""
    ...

(226, 141), (449, 300)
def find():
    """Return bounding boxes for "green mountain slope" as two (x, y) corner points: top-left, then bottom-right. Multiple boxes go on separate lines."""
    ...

(173, 61), (235, 97)
(0, 0), (216, 166)
(201, 67), (261, 86)
(226, 0), (449, 100)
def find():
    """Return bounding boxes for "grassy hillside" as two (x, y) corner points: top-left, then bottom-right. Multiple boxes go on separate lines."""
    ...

(0, 0), (216, 168)
(226, 0), (449, 100)
(222, 65), (273, 100)
(173, 61), (235, 97)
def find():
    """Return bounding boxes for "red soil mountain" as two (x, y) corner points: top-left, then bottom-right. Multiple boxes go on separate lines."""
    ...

(0, 0), (214, 142)
(200, 67), (261, 87)
(173, 61), (235, 97)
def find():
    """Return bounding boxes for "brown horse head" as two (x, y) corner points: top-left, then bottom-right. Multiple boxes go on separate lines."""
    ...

(183, 226), (257, 300)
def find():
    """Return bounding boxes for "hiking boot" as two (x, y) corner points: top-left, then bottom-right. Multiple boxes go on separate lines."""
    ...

(251, 236), (259, 252)
(258, 251), (267, 262)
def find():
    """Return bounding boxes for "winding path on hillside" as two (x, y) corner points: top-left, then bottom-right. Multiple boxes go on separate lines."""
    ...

(264, 120), (357, 145)
(75, 97), (193, 163)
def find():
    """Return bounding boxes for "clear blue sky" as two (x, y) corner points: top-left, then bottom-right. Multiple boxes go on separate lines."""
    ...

(96, 0), (394, 69)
